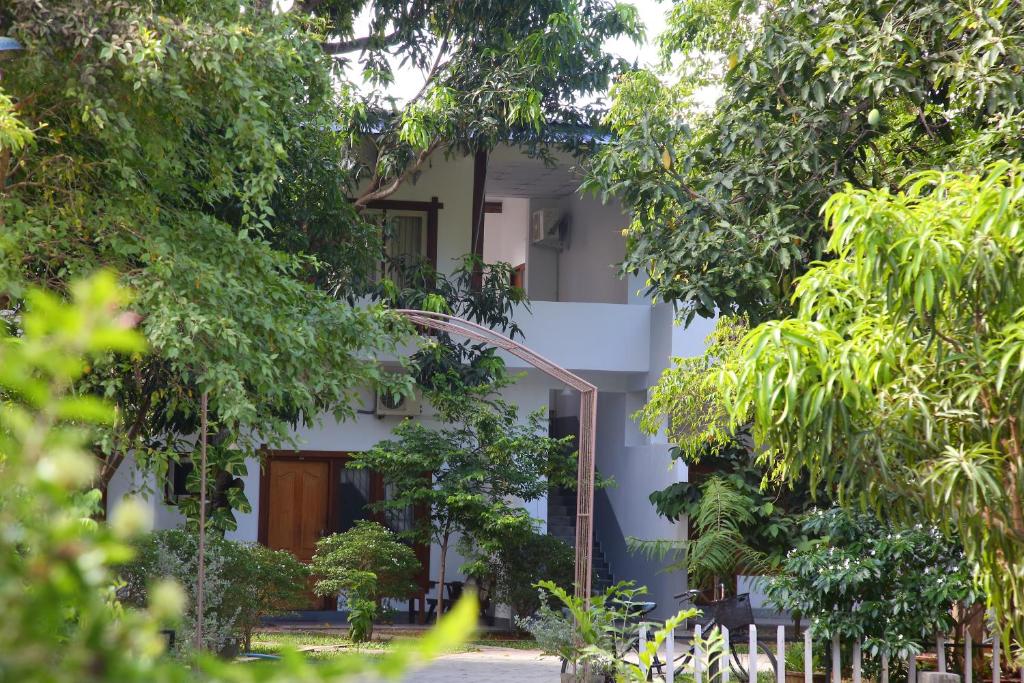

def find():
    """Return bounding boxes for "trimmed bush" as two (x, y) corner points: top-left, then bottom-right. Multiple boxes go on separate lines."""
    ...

(310, 520), (420, 641)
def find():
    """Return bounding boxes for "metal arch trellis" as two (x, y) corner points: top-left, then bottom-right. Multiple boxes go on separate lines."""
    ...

(393, 309), (598, 609)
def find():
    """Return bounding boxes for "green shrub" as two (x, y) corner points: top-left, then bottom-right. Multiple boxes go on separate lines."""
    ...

(233, 542), (310, 650)
(310, 520), (420, 641)
(465, 529), (574, 622)
(765, 508), (979, 661)
(118, 529), (308, 653)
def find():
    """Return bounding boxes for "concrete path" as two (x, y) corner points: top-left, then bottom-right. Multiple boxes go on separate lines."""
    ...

(401, 646), (562, 682)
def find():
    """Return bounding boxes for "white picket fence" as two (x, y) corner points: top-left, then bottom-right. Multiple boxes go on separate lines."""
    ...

(638, 623), (1016, 683)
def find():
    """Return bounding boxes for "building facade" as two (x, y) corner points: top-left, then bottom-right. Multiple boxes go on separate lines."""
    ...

(107, 143), (719, 620)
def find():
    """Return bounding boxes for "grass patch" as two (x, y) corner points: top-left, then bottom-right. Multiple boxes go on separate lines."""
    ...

(248, 630), (542, 661)
(249, 630), (390, 659)
(471, 638), (540, 651)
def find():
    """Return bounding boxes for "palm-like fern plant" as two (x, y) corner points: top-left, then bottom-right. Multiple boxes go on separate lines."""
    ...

(629, 475), (768, 591)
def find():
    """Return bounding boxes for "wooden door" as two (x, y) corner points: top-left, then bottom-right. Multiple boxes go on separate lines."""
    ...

(265, 459), (329, 562)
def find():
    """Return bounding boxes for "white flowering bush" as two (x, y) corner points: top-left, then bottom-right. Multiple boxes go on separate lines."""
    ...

(765, 507), (980, 659)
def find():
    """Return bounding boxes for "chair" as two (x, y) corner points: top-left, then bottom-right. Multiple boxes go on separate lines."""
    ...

(424, 581), (462, 623)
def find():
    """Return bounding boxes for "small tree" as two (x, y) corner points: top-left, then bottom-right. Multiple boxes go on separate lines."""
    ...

(351, 394), (574, 615)
(766, 508), (979, 661)
(310, 521), (420, 641)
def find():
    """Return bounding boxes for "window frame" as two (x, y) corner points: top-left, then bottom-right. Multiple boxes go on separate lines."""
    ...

(364, 197), (442, 270)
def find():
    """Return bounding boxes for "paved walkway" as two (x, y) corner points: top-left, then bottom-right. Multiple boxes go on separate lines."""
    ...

(401, 646), (562, 682)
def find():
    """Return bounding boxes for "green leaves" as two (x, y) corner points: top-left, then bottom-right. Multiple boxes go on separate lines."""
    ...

(587, 0), (1024, 321)
(350, 393), (575, 552)
(310, 521), (421, 604)
(765, 509), (978, 659)
(0, 269), (475, 680)
(3, 1), (415, 514)
(727, 162), (1024, 650)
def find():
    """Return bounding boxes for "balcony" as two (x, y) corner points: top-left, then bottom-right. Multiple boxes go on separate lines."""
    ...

(499, 301), (653, 374)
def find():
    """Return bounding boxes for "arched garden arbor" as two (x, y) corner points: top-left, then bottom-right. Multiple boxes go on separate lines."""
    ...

(394, 309), (598, 605)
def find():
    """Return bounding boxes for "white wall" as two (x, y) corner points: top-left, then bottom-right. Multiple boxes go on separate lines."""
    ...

(524, 194), (629, 304)
(502, 301), (651, 374)
(107, 458), (186, 531)
(556, 193), (628, 305)
(358, 149), (475, 278)
(526, 196), (561, 301)
(482, 197), (529, 268)
(593, 392), (685, 619)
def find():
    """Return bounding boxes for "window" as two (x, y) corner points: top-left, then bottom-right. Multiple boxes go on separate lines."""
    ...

(363, 210), (427, 287)
(336, 467), (373, 533)
(363, 198), (441, 285)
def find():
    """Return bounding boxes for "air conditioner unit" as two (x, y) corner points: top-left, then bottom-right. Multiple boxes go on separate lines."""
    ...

(531, 209), (566, 249)
(376, 387), (422, 418)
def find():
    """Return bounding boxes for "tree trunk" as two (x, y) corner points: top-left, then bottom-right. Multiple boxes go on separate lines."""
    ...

(437, 532), (449, 617)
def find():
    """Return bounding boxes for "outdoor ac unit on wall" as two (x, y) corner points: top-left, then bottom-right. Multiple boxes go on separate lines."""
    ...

(531, 209), (567, 249)
(375, 387), (422, 418)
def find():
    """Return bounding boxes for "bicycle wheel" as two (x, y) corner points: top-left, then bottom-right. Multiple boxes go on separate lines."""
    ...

(665, 644), (697, 681)
(728, 641), (778, 683)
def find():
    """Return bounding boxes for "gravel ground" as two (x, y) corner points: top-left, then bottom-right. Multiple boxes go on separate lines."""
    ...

(400, 646), (563, 682)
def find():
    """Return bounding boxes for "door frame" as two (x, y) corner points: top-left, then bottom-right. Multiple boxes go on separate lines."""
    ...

(258, 450), (431, 591)
(257, 450), (343, 548)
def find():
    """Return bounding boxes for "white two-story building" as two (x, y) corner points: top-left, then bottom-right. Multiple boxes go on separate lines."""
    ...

(107, 143), (717, 621)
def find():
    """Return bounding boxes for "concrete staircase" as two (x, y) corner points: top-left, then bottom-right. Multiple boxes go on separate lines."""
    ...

(547, 488), (615, 593)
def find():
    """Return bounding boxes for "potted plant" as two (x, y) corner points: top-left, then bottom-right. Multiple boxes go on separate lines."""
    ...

(783, 644), (827, 683)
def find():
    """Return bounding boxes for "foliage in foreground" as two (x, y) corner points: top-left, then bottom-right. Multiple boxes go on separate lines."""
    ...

(310, 520), (421, 642)
(766, 508), (978, 659)
(725, 163), (1024, 652)
(0, 272), (475, 681)
(119, 529), (308, 653)
(586, 0), (1024, 322)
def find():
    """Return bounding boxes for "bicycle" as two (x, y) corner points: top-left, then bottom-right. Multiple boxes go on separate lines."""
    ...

(639, 591), (778, 682)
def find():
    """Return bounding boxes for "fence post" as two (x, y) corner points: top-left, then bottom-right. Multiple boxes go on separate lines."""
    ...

(750, 624), (759, 683)
(695, 623), (703, 683)
(882, 653), (890, 683)
(723, 626), (731, 683)
(937, 635), (946, 673)
(964, 632), (972, 683)
(666, 622), (674, 683)
(777, 625), (786, 683)
(804, 630), (813, 683)
(831, 634), (841, 683)
(639, 623), (648, 679)
(992, 635), (1000, 683)
(852, 639), (862, 683)
(908, 651), (917, 683)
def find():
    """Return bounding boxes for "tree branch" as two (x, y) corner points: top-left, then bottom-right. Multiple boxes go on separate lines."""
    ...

(322, 30), (403, 55)
(355, 138), (442, 207)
